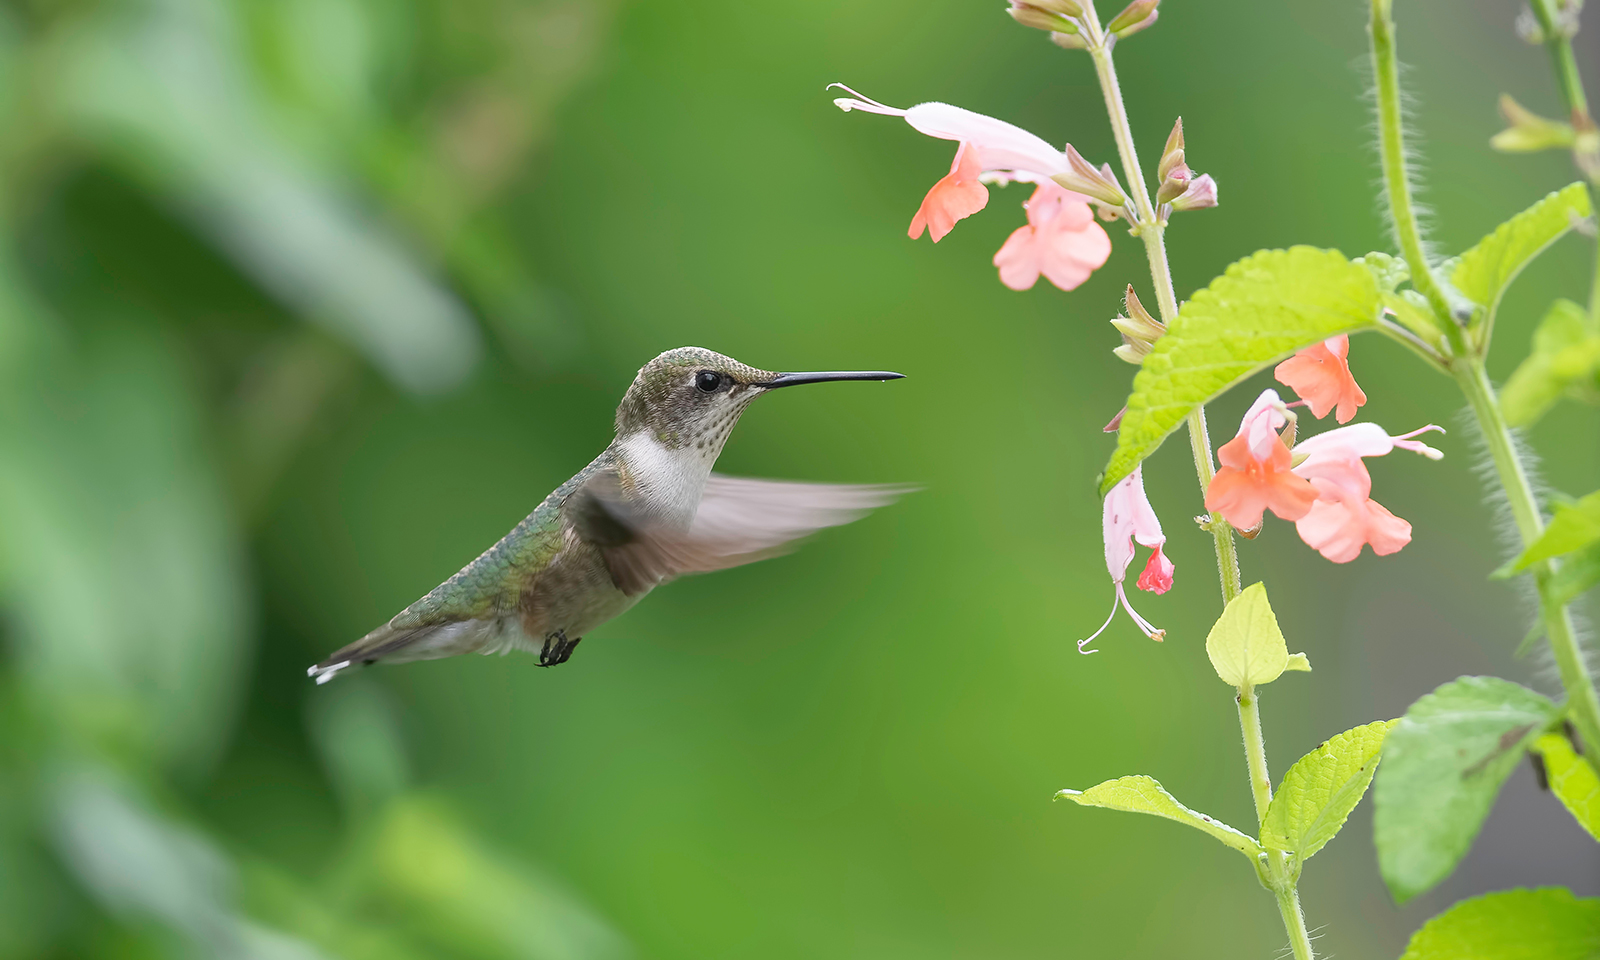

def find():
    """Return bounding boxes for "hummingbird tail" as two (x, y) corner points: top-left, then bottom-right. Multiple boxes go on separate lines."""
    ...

(308, 617), (512, 684)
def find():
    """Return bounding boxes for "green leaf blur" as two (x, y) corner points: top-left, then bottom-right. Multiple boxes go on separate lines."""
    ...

(1532, 733), (1600, 842)
(1374, 677), (1560, 903)
(1500, 299), (1600, 427)
(1400, 889), (1600, 960)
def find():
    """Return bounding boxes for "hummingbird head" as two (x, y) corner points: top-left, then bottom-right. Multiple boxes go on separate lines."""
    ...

(615, 346), (903, 457)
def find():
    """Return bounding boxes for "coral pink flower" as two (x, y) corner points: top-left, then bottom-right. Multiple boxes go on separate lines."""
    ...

(909, 142), (988, 241)
(831, 84), (1111, 284)
(1204, 390), (1319, 530)
(992, 181), (1113, 291)
(1290, 422), (1443, 562)
(1081, 466), (1172, 654)
(1274, 335), (1367, 423)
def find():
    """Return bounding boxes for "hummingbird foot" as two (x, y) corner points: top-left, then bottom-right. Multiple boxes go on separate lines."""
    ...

(538, 630), (582, 667)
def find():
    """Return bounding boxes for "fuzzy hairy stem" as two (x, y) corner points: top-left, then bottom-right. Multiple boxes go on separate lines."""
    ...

(1369, 0), (1470, 358)
(1528, 0), (1600, 333)
(1456, 363), (1600, 768)
(1084, 19), (1309, 960)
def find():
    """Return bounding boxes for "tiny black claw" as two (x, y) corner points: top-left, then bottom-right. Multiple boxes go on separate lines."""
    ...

(538, 630), (582, 667)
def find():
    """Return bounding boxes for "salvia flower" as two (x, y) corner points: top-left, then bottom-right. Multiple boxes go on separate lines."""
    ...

(1203, 390), (1319, 530)
(1082, 465), (1171, 654)
(1275, 335), (1367, 423)
(831, 85), (1113, 290)
(1290, 422), (1444, 562)
(993, 181), (1113, 291)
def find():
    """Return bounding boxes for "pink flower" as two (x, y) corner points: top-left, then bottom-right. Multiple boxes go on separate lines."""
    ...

(1169, 173), (1218, 211)
(1275, 335), (1367, 423)
(1081, 466), (1172, 654)
(831, 84), (1111, 286)
(909, 142), (988, 241)
(1289, 422), (1443, 562)
(1204, 390), (1319, 530)
(992, 181), (1114, 291)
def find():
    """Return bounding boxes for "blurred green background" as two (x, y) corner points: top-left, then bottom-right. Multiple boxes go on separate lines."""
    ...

(0, 0), (1597, 957)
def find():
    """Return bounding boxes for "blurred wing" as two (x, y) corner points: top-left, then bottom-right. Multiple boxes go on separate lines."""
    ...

(572, 472), (914, 596)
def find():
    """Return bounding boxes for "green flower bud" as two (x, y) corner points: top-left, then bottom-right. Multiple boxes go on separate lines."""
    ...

(1107, 0), (1159, 37)
(1490, 94), (1576, 152)
(1007, 3), (1077, 33)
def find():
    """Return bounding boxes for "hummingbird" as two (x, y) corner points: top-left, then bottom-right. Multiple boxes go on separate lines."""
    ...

(308, 347), (908, 684)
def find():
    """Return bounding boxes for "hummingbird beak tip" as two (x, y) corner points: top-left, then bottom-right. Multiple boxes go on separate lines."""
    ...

(760, 370), (906, 389)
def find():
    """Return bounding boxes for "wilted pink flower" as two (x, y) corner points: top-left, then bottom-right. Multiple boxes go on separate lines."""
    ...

(1290, 422), (1443, 562)
(1275, 335), (1366, 423)
(992, 181), (1113, 291)
(1204, 390), (1319, 530)
(1169, 173), (1218, 211)
(1081, 466), (1171, 654)
(831, 84), (1111, 285)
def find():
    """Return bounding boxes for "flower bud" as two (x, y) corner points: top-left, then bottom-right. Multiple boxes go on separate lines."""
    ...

(1169, 173), (1218, 211)
(1157, 118), (1185, 182)
(1107, 0), (1159, 37)
(1007, 2), (1078, 33)
(1155, 165), (1191, 204)
(1052, 144), (1127, 206)
(1491, 94), (1576, 152)
(1111, 285), (1166, 364)
(1028, 0), (1085, 15)
(1050, 29), (1089, 49)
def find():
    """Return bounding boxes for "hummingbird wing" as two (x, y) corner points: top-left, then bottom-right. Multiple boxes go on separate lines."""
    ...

(574, 472), (914, 596)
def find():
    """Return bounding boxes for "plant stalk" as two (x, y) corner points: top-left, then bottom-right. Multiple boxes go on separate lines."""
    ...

(1455, 363), (1600, 765)
(1086, 27), (1243, 606)
(1085, 19), (1311, 960)
(1369, 0), (1469, 358)
(1528, 0), (1600, 333)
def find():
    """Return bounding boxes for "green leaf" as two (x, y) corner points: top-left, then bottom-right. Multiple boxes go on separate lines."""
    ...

(1500, 300), (1600, 427)
(1506, 490), (1600, 572)
(1400, 888), (1600, 960)
(1532, 733), (1600, 841)
(1204, 583), (1311, 689)
(1262, 719), (1397, 863)
(1452, 183), (1592, 327)
(1100, 247), (1382, 493)
(1056, 775), (1262, 860)
(1548, 540), (1600, 607)
(1374, 676), (1560, 902)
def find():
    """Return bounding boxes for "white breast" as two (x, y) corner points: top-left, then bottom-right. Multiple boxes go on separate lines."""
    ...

(617, 431), (713, 525)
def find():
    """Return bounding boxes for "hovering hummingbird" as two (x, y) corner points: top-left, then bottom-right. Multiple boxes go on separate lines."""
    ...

(308, 347), (908, 684)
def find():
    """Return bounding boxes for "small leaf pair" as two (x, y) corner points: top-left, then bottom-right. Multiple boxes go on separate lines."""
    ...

(1058, 720), (1393, 870)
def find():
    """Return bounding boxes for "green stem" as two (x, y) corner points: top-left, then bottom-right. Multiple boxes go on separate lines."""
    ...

(1528, 0), (1600, 333)
(1085, 19), (1310, 960)
(1369, 0), (1469, 358)
(1275, 887), (1316, 960)
(1455, 364), (1600, 765)
(1236, 689), (1274, 824)
(1087, 29), (1243, 606)
(1531, 0), (1590, 118)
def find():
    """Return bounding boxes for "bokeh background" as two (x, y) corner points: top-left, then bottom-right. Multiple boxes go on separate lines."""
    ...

(1, 0), (1597, 956)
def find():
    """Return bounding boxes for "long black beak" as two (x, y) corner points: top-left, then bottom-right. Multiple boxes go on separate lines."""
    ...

(759, 370), (905, 389)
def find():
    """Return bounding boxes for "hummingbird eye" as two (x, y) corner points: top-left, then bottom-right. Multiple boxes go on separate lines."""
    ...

(694, 370), (723, 393)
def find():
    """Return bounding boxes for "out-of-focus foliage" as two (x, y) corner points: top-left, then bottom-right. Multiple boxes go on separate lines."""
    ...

(0, 0), (625, 955)
(0, 0), (1595, 957)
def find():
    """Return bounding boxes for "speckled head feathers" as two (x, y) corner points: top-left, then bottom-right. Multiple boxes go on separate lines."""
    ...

(614, 348), (778, 451)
